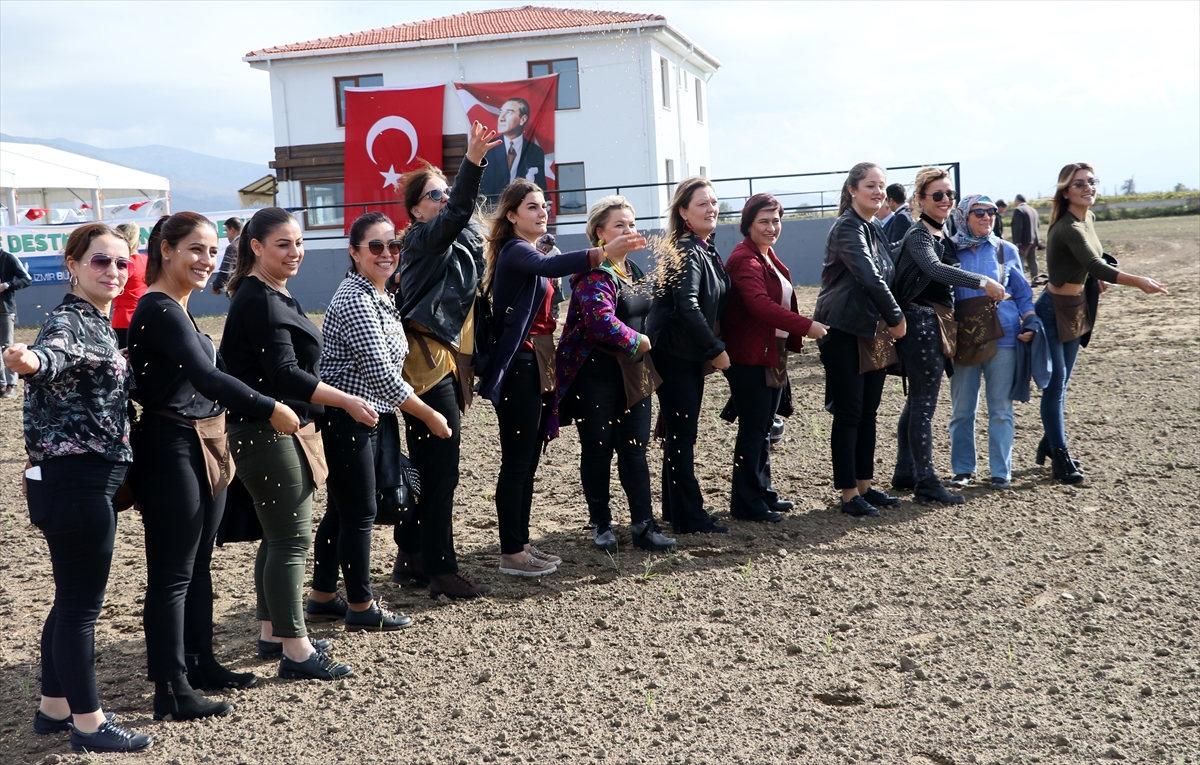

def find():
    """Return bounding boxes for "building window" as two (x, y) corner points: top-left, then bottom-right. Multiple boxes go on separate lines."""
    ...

(557, 163), (586, 215)
(665, 159), (675, 185)
(528, 59), (580, 110)
(301, 181), (344, 229)
(699, 166), (707, 178)
(696, 79), (704, 123)
(334, 74), (383, 127)
(660, 58), (671, 109)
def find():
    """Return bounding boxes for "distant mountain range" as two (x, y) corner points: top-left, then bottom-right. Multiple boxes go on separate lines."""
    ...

(1, 133), (270, 212)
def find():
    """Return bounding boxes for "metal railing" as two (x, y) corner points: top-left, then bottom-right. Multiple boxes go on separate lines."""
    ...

(288, 162), (960, 241)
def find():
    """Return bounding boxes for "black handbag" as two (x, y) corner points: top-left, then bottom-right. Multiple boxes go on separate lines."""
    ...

(373, 412), (420, 526)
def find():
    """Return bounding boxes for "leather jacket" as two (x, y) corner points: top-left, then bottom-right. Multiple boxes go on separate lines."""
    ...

(397, 157), (486, 347)
(646, 233), (730, 361)
(812, 208), (903, 339)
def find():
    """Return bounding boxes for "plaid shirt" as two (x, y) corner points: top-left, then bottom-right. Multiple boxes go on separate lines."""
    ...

(320, 273), (413, 412)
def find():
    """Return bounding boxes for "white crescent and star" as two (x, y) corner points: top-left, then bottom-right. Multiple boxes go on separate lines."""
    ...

(365, 116), (419, 189)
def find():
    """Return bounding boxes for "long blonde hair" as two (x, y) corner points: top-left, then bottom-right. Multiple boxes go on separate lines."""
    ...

(909, 166), (951, 215)
(483, 179), (541, 293)
(1049, 162), (1096, 226)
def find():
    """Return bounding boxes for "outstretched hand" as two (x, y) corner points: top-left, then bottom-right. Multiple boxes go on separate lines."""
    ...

(3, 344), (39, 376)
(601, 231), (648, 259)
(466, 121), (502, 166)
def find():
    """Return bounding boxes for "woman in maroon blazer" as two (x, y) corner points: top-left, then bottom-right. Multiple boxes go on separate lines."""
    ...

(723, 194), (828, 522)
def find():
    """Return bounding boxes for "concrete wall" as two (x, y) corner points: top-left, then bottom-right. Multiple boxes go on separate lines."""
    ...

(11, 218), (834, 326)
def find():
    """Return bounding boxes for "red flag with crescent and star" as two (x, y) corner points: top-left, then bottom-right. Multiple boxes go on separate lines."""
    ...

(343, 84), (444, 233)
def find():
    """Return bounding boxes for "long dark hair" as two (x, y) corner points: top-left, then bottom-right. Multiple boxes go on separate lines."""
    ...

(347, 211), (394, 274)
(483, 179), (541, 292)
(838, 162), (882, 216)
(667, 177), (715, 244)
(144, 212), (215, 286)
(225, 207), (298, 297)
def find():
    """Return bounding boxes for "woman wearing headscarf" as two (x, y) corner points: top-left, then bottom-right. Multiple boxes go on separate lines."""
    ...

(945, 195), (1037, 490)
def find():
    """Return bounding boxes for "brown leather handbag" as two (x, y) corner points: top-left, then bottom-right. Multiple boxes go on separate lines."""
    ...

(857, 320), (898, 374)
(1050, 291), (1092, 342)
(953, 297), (1004, 366)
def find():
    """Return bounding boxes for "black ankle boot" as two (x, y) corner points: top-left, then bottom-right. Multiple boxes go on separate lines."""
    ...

(153, 676), (233, 722)
(913, 478), (965, 505)
(185, 652), (259, 691)
(1038, 437), (1081, 469)
(1051, 448), (1084, 484)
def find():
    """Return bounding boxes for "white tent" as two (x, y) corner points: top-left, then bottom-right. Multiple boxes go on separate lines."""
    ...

(0, 141), (170, 225)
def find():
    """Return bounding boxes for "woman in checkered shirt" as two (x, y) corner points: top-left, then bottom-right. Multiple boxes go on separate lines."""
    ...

(308, 212), (452, 632)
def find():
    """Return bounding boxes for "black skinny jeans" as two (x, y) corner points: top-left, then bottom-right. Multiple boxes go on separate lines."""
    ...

(819, 328), (887, 490)
(313, 408), (389, 603)
(651, 348), (714, 533)
(725, 363), (784, 515)
(133, 414), (225, 682)
(494, 356), (550, 555)
(399, 374), (462, 575)
(26, 453), (127, 714)
(565, 352), (652, 529)
(895, 308), (944, 483)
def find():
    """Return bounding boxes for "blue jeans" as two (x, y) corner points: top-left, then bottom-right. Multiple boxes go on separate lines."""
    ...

(949, 346), (1017, 480)
(1035, 290), (1080, 450)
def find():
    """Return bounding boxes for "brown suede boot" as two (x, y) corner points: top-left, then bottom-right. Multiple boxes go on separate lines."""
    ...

(428, 572), (492, 601)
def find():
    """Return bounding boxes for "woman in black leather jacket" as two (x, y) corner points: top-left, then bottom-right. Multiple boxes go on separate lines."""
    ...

(646, 177), (731, 535)
(812, 162), (906, 518)
(393, 121), (500, 601)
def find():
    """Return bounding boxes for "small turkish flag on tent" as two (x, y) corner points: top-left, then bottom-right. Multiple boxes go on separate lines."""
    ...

(129, 201), (150, 211)
(25, 208), (48, 221)
(343, 84), (444, 233)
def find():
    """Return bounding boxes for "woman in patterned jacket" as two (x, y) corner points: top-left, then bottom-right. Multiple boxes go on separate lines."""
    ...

(551, 196), (676, 553)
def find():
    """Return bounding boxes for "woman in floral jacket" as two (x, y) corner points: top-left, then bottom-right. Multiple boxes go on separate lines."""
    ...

(552, 196), (676, 553)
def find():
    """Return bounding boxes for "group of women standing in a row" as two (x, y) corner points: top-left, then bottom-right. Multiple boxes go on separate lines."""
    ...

(6, 141), (1167, 751)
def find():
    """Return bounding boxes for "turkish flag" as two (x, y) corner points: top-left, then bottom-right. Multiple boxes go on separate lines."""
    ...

(343, 84), (444, 233)
(453, 75), (557, 208)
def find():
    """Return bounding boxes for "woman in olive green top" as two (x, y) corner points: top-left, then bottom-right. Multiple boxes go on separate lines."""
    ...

(1035, 162), (1168, 483)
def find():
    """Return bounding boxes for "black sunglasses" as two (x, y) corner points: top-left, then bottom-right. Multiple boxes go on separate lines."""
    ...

(1070, 178), (1099, 190)
(924, 190), (955, 202)
(357, 240), (402, 256)
(969, 208), (999, 219)
(421, 188), (449, 203)
(86, 254), (131, 272)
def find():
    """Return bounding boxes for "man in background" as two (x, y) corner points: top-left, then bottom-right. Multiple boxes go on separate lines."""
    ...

(211, 216), (242, 295)
(0, 247), (32, 396)
(1009, 194), (1041, 280)
(881, 183), (914, 243)
(994, 199), (1008, 238)
(481, 97), (547, 200)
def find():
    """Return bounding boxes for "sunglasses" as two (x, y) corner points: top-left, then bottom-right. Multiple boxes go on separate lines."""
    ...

(969, 208), (999, 219)
(421, 188), (449, 203)
(86, 254), (131, 272)
(923, 190), (955, 202)
(357, 240), (402, 256)
(1070, 178), (1099, 190)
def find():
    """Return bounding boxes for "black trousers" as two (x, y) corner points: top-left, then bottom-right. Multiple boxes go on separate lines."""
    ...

(133, 414), (225, 682)
(651, 348), (714, 533)
(399, 374), (461, 575)
(313, 408), (388, 603)
(27, 453), (127, 714)
(819, 328), (887, 490)
(565, 352), (653, 529)
(494, 356), (550, 555)
(895, 309), (943, 483)
(726, 363), (784, 515)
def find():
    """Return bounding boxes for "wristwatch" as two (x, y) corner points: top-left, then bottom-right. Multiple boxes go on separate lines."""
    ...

(978, 276), (988, 289)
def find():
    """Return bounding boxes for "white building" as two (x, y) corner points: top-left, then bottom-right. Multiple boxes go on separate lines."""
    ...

(244, 5), (720, 236)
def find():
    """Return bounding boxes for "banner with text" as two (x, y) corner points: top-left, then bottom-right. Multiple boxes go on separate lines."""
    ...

(453, 74), (558, 207)
(343, 84), (444, 233)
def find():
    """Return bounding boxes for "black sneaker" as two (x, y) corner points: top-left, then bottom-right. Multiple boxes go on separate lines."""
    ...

(279, 650), (353, 681)
(257, 637), (332, 661)
(344, 601), (413, 632)
(863, 488), (901, 507)
(631, 519), (677, 551)
(70, 720), (153, 753)
(305, 594), (348, 622)
(33, 710), (115, 735)
(840, 496), (880, 517)
(730, 507), (783, 523)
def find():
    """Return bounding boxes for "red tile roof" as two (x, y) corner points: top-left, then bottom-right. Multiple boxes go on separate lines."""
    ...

(246, 5), (666, 58)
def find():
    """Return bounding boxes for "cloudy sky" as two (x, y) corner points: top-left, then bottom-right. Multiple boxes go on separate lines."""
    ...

(2, 0), (1197, 198)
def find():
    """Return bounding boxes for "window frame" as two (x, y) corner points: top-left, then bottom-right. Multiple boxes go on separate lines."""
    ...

(665, 159), (675, 185)
(334, 74), (383, 128)
(556, 162), (587, 216)
(660, 57), (671, 110)
(527, 58), (581, 111)
(695, 78), (704, 123)
(300, 179), (345, 230)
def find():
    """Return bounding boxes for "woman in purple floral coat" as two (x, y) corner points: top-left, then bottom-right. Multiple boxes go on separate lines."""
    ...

(552, 196), (677, 553)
